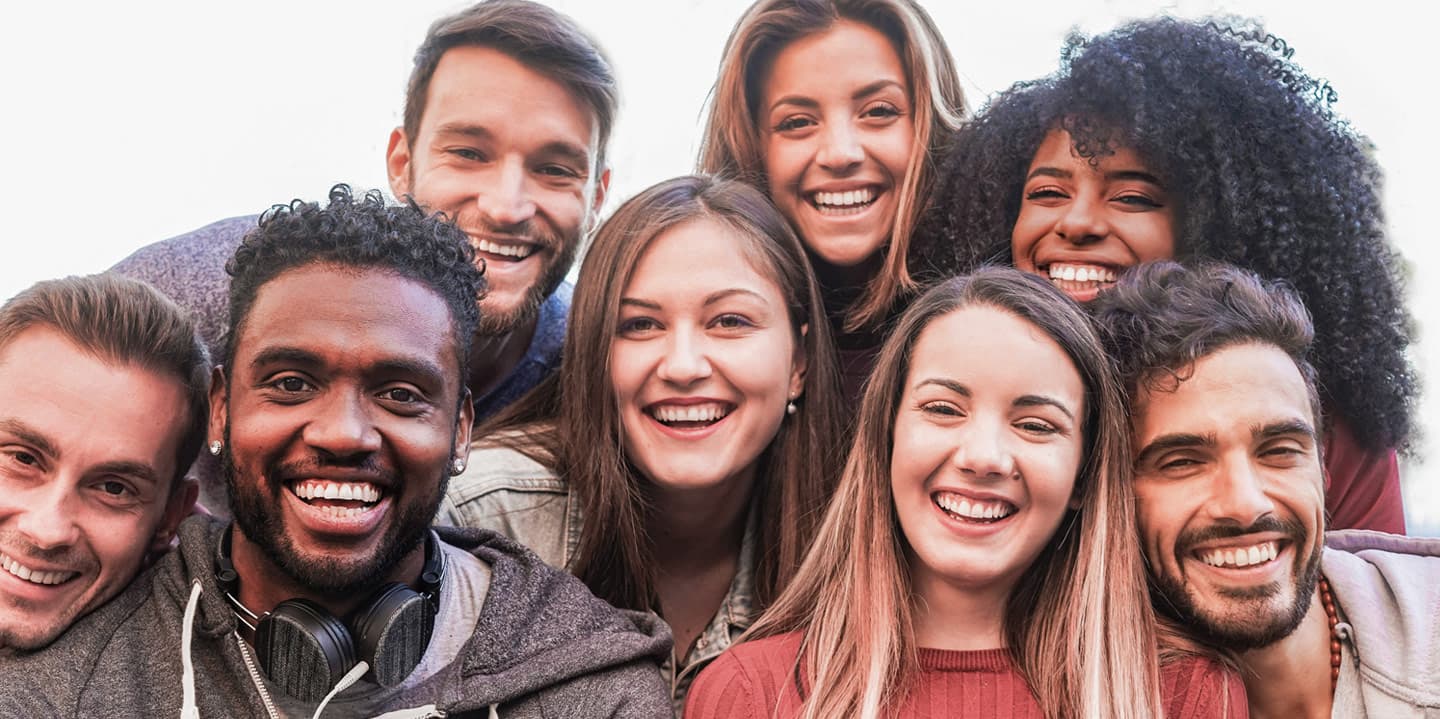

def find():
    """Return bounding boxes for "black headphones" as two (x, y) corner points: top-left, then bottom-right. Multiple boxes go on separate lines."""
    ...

(215, 527), (445, 702)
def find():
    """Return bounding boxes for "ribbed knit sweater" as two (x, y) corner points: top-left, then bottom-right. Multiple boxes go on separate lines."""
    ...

(685, 631), (1246, 718)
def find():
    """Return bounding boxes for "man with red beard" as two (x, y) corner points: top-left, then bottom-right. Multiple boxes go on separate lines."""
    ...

(0, 187), (670, 718)
(112, 0), (614, 517)
(1092, 261), (1440, 718)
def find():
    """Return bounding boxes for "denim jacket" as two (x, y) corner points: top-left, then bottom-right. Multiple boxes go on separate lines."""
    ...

(438, 441), (759, 716)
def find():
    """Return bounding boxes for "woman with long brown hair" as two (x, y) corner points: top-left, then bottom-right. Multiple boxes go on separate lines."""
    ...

(438, 175), (844, 712)
(698, 0), (965, 400)
(686, 267), (1243, 718)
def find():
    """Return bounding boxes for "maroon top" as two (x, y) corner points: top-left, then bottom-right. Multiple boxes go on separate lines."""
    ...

(685, 631), (1247, 718)
(1323, 414), (1406, 534)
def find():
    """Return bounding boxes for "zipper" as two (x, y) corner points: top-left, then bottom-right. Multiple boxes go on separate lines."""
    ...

(235, 632), (282, 719)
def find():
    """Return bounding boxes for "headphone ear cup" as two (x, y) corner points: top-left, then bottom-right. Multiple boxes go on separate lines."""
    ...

(255, 599), (357, 703)
(349, 583), (436, 688)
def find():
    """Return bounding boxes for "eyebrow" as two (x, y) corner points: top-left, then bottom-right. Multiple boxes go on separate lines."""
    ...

(0, 418), (58, 459)
(768, 79), (906, 112)
(250, 347), (448, 387)
(1134, 431), (1216, 468)
(1025, 166), (1165, 187)
(91, 460), (160, 487)
(617, 288), (770, 313)
(915, 380), (1074, 419)
(1254, 419), (1317, 442)
(432, 122), (591, 172)
(249, 346), (323, 372)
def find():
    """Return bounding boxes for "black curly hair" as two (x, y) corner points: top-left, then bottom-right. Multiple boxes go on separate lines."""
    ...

(916, 16), (1416, 451)
(223, 184), (485, 383)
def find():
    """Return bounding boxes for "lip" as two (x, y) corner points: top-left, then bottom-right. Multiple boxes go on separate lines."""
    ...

(282, 483), (393, 539)
(929, 489), (1020, 538)
(0, 551), (83, 602)
(1184, 535), (1294, 583)
(278, 469), (394, 492)
(642, 398), (736, 440)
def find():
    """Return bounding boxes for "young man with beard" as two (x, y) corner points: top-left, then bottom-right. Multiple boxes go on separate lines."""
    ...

(0, 275), (207, 654)
(1092, 261), (1440, 718)
(112, 0), (614, 516)
(0, 187), (670, 718)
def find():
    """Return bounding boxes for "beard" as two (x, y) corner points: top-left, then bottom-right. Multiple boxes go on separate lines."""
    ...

(221, 427), (448, 597)
(473, 220), (579, 336)
(1149, 514), (1321, 651)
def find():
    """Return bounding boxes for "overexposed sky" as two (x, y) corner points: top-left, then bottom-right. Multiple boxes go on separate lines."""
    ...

(1, 0), (1434, 532)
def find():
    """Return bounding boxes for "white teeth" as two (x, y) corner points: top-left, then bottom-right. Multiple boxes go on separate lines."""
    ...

(651, 403), (730, 423)
(812, 188), (876, 208)
(473, 238), (535, 259)
(1199, 541), (1279, 568)
(0, 552), (75, 586)
(1047, 264), (1117, 283)
(934, 493), (1014, 520)
(292, 480), (381, 504)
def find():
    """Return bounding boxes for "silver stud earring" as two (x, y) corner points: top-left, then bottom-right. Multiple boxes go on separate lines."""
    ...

(450, 458), (466, 476)
(208, 440), (223, 456)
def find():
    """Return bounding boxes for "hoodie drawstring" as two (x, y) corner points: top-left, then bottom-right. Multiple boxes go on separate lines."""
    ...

(490, 704), (499, 718)
(310, 660), (370, 719)
(180, 581), (203, 719)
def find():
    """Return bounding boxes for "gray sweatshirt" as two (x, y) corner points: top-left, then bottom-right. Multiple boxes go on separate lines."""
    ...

(0, 516), (673, 718)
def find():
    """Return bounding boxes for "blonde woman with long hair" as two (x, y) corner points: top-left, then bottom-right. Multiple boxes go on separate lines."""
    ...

(698, 0), (965, 400)
(686, 268), (1243, 718)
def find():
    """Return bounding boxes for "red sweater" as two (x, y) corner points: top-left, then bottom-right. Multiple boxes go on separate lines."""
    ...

(685, 632), (1246, 718)
(1323, 414), (1405, 534)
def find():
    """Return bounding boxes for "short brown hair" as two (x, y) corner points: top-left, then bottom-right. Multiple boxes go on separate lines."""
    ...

(403, 0), (618, 168)
(0, 274), (211, 490)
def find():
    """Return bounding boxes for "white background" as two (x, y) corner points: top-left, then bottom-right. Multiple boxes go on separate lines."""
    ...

(1, 1), (1434, 533)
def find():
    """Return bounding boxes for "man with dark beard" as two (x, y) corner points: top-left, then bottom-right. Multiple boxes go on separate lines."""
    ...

(0, 187), (670, 718)
(111, 0), (615, 517)
(1091, 261), (1440, 718)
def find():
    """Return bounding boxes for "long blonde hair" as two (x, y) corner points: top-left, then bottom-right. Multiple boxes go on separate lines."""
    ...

(744, 267), (1162, 718)
(697, 0), (965, 332)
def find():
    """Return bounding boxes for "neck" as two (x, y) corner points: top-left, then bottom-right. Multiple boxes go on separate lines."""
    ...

(466, 316), (539, 403)
(1238, 583), (1335, 719)
(909, 563), (1010, 651)
(227, 525), (427, 628)
(647, 468), (753, 573)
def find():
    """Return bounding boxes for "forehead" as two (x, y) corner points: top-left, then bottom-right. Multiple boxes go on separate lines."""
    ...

(1134, 343), (1313, 444)
(625, 218), (787, 305)
(422, 44), (599, 155)
(0, 326), (188, 478)
(764, 19), (908, 97)
(234, 265), (460, 377)
(908, 305), (1083, 400)
(1030, 128), (1153, 173)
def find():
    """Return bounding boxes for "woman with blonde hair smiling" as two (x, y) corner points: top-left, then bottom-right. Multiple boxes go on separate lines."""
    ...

(439, 175), (845, 713)
(698, 0), (964, 400)
(686, 268), (1242, 718)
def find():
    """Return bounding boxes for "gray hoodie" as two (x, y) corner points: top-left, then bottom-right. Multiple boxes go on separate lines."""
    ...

(1325, 529), (1440, 717)
(0, 516), (672, 718)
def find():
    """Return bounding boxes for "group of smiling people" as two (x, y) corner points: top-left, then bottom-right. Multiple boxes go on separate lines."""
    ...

(2, 0), (1436, 717)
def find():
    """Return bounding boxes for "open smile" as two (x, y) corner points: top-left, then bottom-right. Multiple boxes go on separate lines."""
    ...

(1039, 262), (1122, 301)
(933, 490), (1018, 525)
(0, 550), (79, 587)
(806, 186), (881, 217)
(284, 478), (393, 535)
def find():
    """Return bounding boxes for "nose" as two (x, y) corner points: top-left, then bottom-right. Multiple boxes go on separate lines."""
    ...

(302, 390), (382, 461)
(475, 157), (537, 229)
(816, 121), (864, 172)
(1206, 455), (1277, 527)
(655, 327), (713, 386)
(949, 417), (1017, 480)
(15, 481), (82, 550)
(1054, 195), (1109, 245)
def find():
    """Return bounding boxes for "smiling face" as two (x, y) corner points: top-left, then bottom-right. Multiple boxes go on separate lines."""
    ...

(891, 305), (1084, 602)
(0, 327), (191, 651)
(1131, 343), (1324, 650)
(387, 45), (607, 335)
(213, 265), (471, 598)
(1012, 129), (1177, 302)
(609, 217), (806, 497)
(761, 19), (915, 271)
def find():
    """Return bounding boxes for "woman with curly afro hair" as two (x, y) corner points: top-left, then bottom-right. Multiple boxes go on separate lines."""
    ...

(916, 16), (1416, 533)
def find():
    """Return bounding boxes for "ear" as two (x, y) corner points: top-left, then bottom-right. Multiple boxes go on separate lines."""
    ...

(586, 167), (611, 233)
(452, 389), (474, 466)
(208, 365), (228, 452)
(385, 127), (413, 200)
(150, 478), (200, 556)
(789, 323), (810, 400)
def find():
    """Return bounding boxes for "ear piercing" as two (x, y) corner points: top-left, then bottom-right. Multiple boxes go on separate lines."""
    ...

(450, 458), (467, 476)
(208, 440), (223, 456)
(786, 393), (799, 416)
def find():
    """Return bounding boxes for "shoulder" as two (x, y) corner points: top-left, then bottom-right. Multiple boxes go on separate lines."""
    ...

(1324, 531), (1440, 691)
(111, 214), (257, 277)
(686, 633), (804, 718)
(1159, 656), (1248, 718)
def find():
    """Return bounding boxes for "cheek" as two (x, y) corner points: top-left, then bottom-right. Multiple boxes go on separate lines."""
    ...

(1123, 214), (1178, 261)
(1009, 214), (1045, 271)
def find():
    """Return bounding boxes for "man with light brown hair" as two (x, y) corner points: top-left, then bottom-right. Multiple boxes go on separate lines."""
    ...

(0, 273), (208, 652)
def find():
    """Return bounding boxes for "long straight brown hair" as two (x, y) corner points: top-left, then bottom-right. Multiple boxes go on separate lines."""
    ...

(698, 0), (966, 333)
(744, 267), (1163, 718)
(485, 175), (845, 613)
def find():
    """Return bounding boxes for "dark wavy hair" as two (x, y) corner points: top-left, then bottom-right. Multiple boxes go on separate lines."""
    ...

(224, 184), (485, 385)
(917, 16), (1415, 450)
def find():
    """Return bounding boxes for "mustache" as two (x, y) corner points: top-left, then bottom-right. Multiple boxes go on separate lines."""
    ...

(264, 455), (397, 488)
(1174, 514), (1307, 555)
(0, 532), (95, 573)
